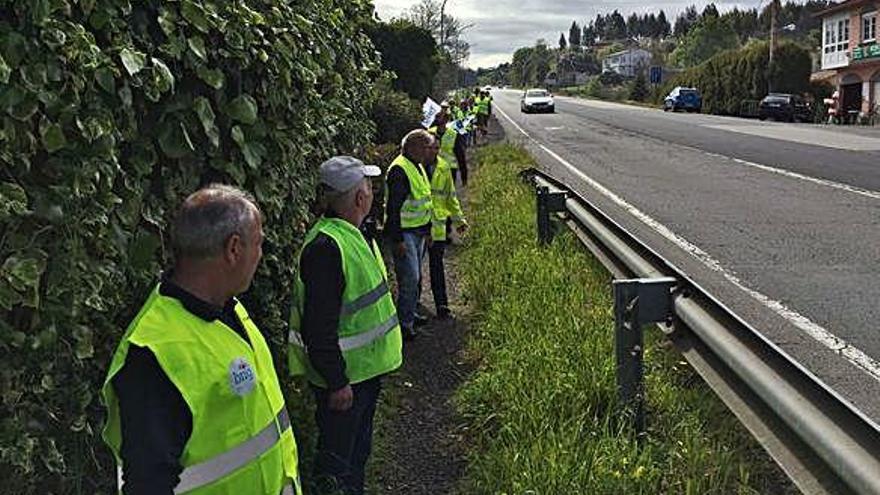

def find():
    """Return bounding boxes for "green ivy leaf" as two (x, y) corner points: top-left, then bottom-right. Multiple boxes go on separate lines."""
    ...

(157, 7), (177, 36)
(193, 97), (219, 147)
(118, 83), (133, 107)
(39, 119), (66, 153)
(119, 48), (146, 76)
(0, 181), (28, 220)
(227, 94), (258, 125)
(95, 67), (116, 94)
(158, 121), (194, 158)
(2, 253), (47, 307)
(231, 125), (245, 145)
(129, 141), (157, 174)
(81, 0), (96, 15)
(72, 326), (94, 360)
(241, 141), (265, 169)
(151, 57), (175, 93)
(180, 0), (211, 33)
(196, 65), (224, 90)
(31, 0), (51, 25)
(187, 36), (207, 61)
(0, 54), (10, 85)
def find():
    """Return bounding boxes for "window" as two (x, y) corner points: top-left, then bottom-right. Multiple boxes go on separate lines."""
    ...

(864, 12), (877, 42)
(824, 16), (851, 54)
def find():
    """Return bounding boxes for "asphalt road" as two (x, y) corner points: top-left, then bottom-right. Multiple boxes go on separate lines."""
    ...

(491, 90), (880, 422)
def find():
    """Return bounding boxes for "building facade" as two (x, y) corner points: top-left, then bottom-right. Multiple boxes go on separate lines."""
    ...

(601, 48), (652, 78)
(818, 0), (880, 116)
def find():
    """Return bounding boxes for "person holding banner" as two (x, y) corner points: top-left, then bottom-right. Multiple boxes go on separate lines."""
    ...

(428, 113), (468, 186)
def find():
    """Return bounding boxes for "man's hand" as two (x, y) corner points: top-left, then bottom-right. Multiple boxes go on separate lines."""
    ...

(393, 241), (407, 258)
(328, 385), (353, 412)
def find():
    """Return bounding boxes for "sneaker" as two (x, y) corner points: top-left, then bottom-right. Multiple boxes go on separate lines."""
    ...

(414, 314), (429, 327)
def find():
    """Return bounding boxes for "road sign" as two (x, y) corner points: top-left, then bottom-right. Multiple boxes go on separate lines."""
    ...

(649, 66), (662, 85)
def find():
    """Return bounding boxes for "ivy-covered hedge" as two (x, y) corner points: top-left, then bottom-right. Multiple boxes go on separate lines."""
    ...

(0, 0), (380, 492)
(657, 41), (812, 115)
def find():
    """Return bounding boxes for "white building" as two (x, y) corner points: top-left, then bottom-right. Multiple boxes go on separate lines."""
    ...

(602, 48), (653, 77)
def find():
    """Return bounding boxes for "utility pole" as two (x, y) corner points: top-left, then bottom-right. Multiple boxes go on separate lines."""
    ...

(768, 0), (779, 94)
(440, 0), (448, 50)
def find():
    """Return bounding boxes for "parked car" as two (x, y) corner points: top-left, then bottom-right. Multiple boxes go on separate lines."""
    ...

(758, 93), (812, 122)
(663, 87), (702, 113)
(521, 88), (555, 113)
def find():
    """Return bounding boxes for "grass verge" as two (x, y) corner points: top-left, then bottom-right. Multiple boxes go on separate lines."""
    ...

(456, 143), (791, 494)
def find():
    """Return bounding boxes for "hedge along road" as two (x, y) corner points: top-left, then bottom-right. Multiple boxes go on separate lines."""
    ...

(491, 89), (880, 425)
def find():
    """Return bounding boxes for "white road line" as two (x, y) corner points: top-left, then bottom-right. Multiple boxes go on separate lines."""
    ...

(494, 102), (880, 382)
(554, 96), (880, 201)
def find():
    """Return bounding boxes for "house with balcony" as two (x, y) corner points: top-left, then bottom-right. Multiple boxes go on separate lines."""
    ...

(601, 48), (652, 78)
(816, 0), (880, 117)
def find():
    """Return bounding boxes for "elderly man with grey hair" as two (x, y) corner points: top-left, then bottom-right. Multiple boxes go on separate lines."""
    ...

(102, 185), (301, 495)
(384, 129), (434, 340)
(289, 157), (402, 495)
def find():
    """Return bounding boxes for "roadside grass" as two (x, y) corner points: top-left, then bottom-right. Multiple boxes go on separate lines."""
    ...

(456, 143), (792, 494)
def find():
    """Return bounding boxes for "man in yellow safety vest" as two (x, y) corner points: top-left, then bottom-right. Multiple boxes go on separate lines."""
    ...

(384, 129), (434, 340)
(288, 156), (402, 495)
(424, 134), (467, 319)
(102, 185), (300, 495)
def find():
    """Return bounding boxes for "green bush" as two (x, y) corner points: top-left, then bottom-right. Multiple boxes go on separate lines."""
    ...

(0, 0), (380, 492)
(370, 81), (423, 145)
(628, 72), (649, 101)
(658, 41), (812, 115)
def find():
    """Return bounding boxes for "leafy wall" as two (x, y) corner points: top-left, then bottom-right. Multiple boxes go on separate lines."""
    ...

(0, 0), (380, 492)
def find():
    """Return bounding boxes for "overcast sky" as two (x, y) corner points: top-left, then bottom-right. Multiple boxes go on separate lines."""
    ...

(373, 0), (757, 68)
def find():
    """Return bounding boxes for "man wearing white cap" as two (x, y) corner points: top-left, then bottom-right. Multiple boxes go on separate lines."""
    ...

(288, 156), (402, 495)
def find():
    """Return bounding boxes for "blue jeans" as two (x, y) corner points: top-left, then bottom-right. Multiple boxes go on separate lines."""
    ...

(393, 231), (426, 329)
(312, 378), (382, 495)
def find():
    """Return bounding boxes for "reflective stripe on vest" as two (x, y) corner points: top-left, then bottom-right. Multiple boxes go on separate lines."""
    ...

(173, 408), (291, 493)
(289, 217), (402, 385)
(103, 287), (300, 495)
(289, 313), (399, 352)
(341, 282), (389, 317)
(386, 155), (432, 229)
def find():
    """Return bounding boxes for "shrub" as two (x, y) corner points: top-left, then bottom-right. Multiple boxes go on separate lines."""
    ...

(658, 41), (812, 115)
(370, 81), (423, 146)
(629, 72), (649, 101)
(0, 0), (380, 492)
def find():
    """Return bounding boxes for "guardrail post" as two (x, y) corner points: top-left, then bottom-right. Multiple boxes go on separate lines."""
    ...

(536, 186), (566, 245)
(613, 277), (677, 437)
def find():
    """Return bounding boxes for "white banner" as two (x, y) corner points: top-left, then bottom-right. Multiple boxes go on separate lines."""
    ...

(421, 97), (442, 128)
(451, 115), (475, 135)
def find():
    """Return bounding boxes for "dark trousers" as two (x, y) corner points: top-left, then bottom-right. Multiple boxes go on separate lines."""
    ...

(452, 161), (468, 186)
(428, 240), (448, 311)
(311, 377), (382, 495)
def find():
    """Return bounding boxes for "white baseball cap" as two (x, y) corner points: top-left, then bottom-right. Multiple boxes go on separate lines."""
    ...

(319, 156), (381, 192)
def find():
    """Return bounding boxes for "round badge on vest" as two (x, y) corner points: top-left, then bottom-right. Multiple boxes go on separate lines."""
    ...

(229, 357), (257, 396)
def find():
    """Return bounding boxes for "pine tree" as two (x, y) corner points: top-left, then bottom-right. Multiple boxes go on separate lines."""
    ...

(657, 11), (671, 38)
(559, 32), (567, 50)
(629, 71), (649, 101)
(569, 21), (581, 47)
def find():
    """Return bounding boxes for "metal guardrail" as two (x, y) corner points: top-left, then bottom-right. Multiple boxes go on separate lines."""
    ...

(525, 168), (880, 495)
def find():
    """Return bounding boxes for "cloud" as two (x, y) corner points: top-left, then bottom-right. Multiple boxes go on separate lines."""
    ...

(374, 0), (756, 68)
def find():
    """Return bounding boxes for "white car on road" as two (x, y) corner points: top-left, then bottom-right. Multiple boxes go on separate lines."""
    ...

(520, 88), (555, 114)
